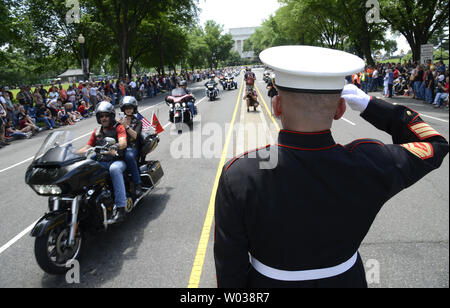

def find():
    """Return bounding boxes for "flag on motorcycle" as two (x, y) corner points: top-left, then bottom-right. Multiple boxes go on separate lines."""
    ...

(151, 112), (164, 135)
(136, 112), (152, 129)
(137, 112), (164, 135)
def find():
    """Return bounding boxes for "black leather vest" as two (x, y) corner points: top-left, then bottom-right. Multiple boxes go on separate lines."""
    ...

(95, 123), (125, 161)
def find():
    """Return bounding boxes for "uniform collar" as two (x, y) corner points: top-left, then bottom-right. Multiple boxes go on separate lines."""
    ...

(278, 129), (337, 150)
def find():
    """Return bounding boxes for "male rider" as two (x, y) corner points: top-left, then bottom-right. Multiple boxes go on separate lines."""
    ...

(179, 80), (197, 116)
(205, 74), (219, 98)
(76, 101), (128, 222)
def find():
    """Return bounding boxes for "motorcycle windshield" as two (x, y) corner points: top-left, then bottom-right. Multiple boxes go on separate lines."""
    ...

(171, 88), (187, 97)
(33, 131), (81, 166)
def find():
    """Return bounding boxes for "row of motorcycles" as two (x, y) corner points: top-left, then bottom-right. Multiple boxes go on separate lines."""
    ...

(26, 72), (243, 275)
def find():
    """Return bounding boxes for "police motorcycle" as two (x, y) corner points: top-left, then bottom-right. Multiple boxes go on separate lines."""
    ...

(25, 118), (163, 275)
(166, 87), (196, 134)
(225, 74), (238, 91)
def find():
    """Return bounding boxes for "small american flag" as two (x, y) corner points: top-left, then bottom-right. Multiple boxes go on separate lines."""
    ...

(137, 112), (152, 129)
(137, 112), (164, 134)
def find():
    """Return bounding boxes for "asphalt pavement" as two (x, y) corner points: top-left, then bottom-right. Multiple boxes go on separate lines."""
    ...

(0, 69), (448, 288)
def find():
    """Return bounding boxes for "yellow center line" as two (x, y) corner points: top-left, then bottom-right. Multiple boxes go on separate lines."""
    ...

(187, 77), (245, 288)
(254, 83), (281, 131)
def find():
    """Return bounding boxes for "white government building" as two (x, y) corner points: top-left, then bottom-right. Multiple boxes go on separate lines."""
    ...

(229, 27), (258, 59)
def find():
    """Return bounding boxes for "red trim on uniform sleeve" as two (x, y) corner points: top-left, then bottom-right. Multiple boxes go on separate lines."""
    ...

(401, 142), (434, 160)
(87, 130), (96, 147)
(408, 121), (442, 140)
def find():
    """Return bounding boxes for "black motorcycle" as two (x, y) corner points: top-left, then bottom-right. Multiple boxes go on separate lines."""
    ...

(205, 84), (218, 101)
(166, 88), (196, 134)
(25, 131), (163, 275)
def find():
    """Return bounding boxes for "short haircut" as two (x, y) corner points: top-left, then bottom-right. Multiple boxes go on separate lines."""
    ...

(278, 88), (341, 123)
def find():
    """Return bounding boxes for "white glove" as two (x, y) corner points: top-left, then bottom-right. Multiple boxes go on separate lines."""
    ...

(341, 84), (371, 113)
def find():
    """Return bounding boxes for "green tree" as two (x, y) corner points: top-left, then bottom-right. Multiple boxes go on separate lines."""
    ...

(380, 0), (449, 62)
(186, 27), (209, 71)
(92, 0), (196, 78)
(203, 21), (234, 70)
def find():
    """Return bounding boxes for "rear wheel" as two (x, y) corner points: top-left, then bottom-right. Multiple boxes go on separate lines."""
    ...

(34, 225), (82, 275)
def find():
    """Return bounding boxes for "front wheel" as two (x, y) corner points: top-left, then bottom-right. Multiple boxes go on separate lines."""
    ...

(34, 224), (83, 275)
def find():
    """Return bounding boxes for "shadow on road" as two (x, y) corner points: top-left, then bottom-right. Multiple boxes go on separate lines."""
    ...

(40, 186), (173, 288)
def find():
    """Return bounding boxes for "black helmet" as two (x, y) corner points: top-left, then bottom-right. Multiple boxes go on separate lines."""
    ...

(95, 101), (116, 124)
(119, 96), (138, 113)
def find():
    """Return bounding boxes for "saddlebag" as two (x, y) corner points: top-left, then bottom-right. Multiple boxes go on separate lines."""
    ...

(140, 161), (164, 188)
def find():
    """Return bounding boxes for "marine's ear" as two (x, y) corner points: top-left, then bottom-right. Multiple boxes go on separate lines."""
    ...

(272, 95), (282, 117)
(334, 98), (346, 120)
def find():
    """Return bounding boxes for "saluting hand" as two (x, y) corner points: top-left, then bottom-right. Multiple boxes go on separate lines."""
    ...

(341, 84), (371, 113)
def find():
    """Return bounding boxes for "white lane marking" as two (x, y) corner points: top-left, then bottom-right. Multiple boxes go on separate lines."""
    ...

(341, 117), (356, 126)
(418, 113), (449, 123)
(0, 102), (166, 174)
(0, 220), (39, 255)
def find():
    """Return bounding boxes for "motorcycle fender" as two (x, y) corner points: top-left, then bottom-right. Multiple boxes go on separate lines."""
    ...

(30, 211), (69, 238)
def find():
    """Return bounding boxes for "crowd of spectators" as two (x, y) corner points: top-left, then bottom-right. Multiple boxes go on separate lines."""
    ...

(350, 60), (449, 109)
(0, 70), (215, 149)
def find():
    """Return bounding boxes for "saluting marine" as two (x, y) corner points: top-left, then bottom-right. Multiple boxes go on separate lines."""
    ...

(214, 46), (449, 288)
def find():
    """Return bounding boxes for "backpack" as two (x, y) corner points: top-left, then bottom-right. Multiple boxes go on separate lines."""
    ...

(246, 73), (255, 85)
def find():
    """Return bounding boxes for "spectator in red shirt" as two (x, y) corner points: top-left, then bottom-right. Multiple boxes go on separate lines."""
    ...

(78, 101), (89, 118)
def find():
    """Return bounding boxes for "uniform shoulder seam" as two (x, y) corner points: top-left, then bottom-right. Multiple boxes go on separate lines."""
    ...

(346, 139), (385, 152)
(225, 145), (271, 172)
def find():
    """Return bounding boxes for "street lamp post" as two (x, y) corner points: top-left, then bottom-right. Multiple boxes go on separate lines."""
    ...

(78, 34), (88, 81)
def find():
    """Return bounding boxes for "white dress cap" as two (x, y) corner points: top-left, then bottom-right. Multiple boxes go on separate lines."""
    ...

(259, 45), (365, 93)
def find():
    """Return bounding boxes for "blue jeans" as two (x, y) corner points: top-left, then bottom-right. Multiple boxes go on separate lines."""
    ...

(434, 93), (448, 106)
(367, 77), (373, 92)
(37, 117), (56, 129)
(419, 82), (426, 100)
(187, 102), (196, 116)
(361, 81), (368, 94)
(425, 88), (433, 103)
(97, 160), (127, 208)
(124, 148), (141, 186)
(414, 81), (422, 99)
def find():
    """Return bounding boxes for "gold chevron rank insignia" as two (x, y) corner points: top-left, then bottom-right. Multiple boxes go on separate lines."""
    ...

(409, 122), (441, 140)
(400, 142), (434, 160)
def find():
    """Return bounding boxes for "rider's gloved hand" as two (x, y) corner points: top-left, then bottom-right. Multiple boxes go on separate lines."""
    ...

(341, 84), (371, 113)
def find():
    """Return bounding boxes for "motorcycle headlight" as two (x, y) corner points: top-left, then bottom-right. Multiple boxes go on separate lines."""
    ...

(175, 103), (181, 108)
(182, 102), (187, 107)
(32, 185), (62, 196)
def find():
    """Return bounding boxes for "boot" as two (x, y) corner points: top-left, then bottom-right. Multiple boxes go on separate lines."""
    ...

(135, 184), (144, 197)
(114, 207), (127, 223)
